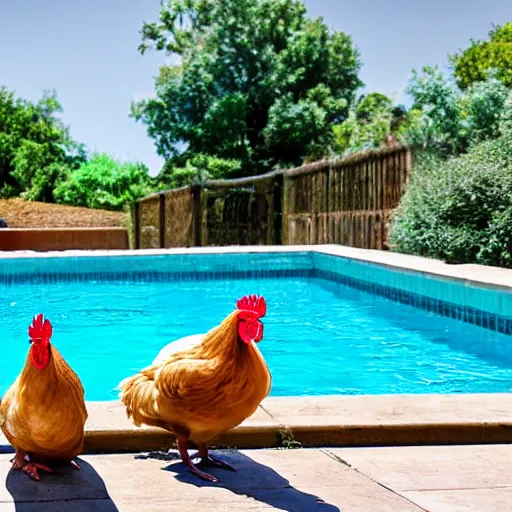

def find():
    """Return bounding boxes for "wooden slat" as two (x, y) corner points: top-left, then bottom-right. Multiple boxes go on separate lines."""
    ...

(134, 145), (412, 251)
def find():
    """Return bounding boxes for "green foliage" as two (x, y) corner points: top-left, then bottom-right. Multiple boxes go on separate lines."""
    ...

(263, 93), (329, 164)
(389, 97), (512, 268)
(132, 0), (362, 175)
(464, 77), (510, 143)
(11, 141), (70, 202)
(403, 66), (465, 155)
(333, 67), (509, 160)
(54, 153), (152, 211)
(393, 68), (510, 157)
(0, 87), (86, 201)
(450, 22), (512, 89)
(158, 153), (242, 189)
(332, 93), (410, 153)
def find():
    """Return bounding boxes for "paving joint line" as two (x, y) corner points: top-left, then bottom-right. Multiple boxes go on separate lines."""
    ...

(258, 404), (282, 426)
(321, 449), (429, 512)
(401, 485), (512, 492)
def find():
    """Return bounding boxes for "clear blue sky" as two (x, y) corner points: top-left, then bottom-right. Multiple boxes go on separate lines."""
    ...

(1, 0), (510, 175)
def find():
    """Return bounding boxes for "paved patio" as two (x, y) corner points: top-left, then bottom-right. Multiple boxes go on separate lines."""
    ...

(1, 444), (511, 511)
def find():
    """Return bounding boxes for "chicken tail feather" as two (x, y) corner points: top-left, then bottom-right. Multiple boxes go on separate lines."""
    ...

(118, 369), (162, 428)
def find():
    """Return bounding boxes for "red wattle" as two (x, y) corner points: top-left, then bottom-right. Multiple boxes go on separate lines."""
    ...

(31, 346), (50, 370)
(238, 320), (263, 344)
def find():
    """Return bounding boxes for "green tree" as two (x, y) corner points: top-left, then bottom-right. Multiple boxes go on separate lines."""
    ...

(0, 87), (86, 200)
(401, 69), (510, 156)
(450, 22), (512, 89)
(54, 153), (152, 211)
(157, 153), (242, 188)
(11, 141), (70, 202)
(332, 92), (410, 153)
(132, 0), (362, 180)
(464, 77), (509, 143)
(403, 66), (465, 155)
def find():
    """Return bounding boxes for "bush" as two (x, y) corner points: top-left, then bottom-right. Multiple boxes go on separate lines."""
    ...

(54, 153), (152, 211)
(388, 110), (512, 267)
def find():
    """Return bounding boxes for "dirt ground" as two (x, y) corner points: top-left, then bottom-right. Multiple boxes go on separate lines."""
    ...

(0, 199), (127, 228)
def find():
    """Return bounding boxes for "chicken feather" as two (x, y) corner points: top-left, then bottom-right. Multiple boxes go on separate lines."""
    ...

(119, 303), (271, 482)
(0, 316), (87, 481)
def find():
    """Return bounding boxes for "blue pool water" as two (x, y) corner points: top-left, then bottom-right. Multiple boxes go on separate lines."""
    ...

(2, 272), (512, 400)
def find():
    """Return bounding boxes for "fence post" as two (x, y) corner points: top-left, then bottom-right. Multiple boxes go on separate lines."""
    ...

(273, 172), (284, 245)
(132, 202), (140, 249)
(191, 185), (202, 246)
(281, 172), (289, 245)
(159, 192), (166, 248)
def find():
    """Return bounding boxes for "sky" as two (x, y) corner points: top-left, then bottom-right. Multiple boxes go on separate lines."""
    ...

(1, 0), (510, 176)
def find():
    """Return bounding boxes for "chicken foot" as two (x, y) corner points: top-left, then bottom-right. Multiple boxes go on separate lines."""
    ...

(11, 451), (80, 481)
(177, 436), (223, 483)
(191, 444), (237, 472)
(29, 455), (81, 474)
(11, 450), (54, 481)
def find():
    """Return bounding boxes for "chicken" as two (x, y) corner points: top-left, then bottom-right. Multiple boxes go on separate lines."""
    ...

(0, 314), (88, 481)
(119, 294), (271, 483)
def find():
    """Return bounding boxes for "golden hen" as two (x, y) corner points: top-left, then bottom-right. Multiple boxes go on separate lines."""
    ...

(119, 294), (271, 482)
(0, 314), (88, 481)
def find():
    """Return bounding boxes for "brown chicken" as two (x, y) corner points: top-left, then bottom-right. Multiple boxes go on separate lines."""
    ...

(119, 294), (272, 483)
(0, 314), (88, 481)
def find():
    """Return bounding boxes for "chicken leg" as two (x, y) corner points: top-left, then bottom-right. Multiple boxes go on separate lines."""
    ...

(177, 436), (220, 483)
(11, 450), (81, 481)
(11, 450), (54, 481)
(194, 443), (237, 472)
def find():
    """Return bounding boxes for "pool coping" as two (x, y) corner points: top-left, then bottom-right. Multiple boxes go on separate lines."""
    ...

(2, 394), (510, 454)
(3, 394), (508, 454)
(2, 244), (512, 292)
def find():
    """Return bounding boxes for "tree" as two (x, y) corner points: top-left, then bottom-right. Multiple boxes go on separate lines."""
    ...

(157, 153), (243, 189)
(333, 66), (511, 159)
(0, 87), (86, 200)
(332, 92), (410, 153)
(450, 22), (512, 89)
(403, 66), (465, 155)
(464, 77), (510, 143)
(54, 153), (152, 211)
(400, 68), (510, 157)
(132, 0), (362, 179)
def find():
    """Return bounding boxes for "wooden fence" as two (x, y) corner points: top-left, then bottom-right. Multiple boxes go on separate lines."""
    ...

(132, 144), (412, 250)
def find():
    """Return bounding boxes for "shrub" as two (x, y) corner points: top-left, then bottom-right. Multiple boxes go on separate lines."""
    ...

(388, 105), (512, 267)
(54, 153), (152, 211)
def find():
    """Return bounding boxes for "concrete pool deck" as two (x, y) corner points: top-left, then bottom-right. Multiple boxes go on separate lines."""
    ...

(1, 445), (511, 511)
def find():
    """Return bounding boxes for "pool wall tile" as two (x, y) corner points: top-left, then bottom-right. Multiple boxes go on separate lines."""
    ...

(0, 252), (314, 280)
(312, 252), (512, 335)
(2, 250), (512, 335)
(312, 253), (512, 317)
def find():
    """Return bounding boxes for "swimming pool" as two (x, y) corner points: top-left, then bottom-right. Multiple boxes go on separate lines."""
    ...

(1, 248), (512, 400)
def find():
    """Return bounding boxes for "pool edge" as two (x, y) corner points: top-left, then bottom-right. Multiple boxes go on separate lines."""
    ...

(82, 422), (512, 455)
(71, 394), (512, 453)
(2, 394), (511, 454)
(2, 244), (512, 291)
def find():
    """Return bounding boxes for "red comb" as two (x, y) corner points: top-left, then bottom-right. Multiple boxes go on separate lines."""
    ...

(28, 314), (53, 340)
(236, 295), (266, 318)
